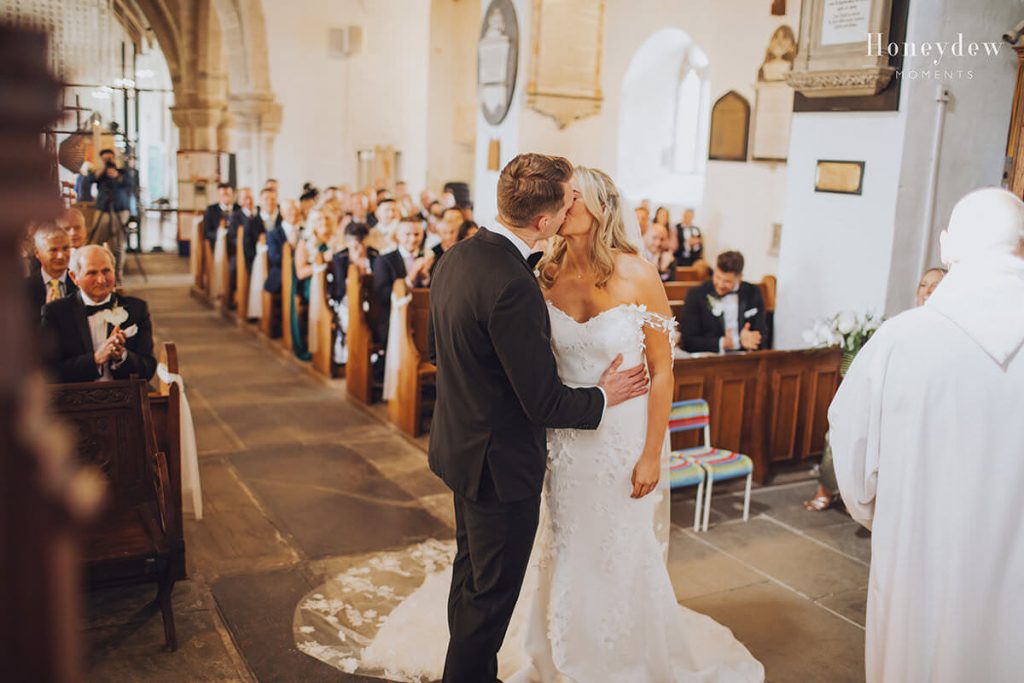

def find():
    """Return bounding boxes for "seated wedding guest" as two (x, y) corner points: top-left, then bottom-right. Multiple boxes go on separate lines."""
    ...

(635, 205), (651, 235)
(653, 206), (670, 229)
(226, 187), (259, 299)
(330, 222), (378, 300)
(26, 224), (76, 317)
(680, 250), (767, 353)
(259, 184), (281, 225)
(916, 267), (946, 306)
(368, 198), (400, 254)
(41, 245), (155, 383)
(457, 219), (479, 242)
(419, 189), (435, 217)
(56, 208), (88, 252)
(460, 201), (475, 222)
(806, 265), (948, 513)
(265, 199), (303, 296)
(289, 209), (337, 360)
(324, 186), (339, 203)
(300, 186), (319, 222)
(203, 182), (237, 244)
(430, 207), (463, 267)
(373, 217), (433, 344)
(674, 208), (704, 266)
(265, 178), (279, 193)
(641, 222), (676, 282)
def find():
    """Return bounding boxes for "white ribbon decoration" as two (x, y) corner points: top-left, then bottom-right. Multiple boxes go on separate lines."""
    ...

(307, 262), (328, 354)
(382, 292), (412, 401)
(247, 242), (269, 319)
(156, 362), (203, 520)
(211, 226), (228, 300)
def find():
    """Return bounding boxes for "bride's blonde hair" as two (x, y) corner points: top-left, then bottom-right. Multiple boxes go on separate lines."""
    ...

(537, 166), (638, 289)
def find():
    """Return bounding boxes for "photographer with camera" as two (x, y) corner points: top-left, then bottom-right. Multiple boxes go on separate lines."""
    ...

(86, 148), (132, 283)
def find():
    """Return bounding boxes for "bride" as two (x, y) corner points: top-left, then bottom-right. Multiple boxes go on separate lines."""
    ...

(296, 167), (764, 682)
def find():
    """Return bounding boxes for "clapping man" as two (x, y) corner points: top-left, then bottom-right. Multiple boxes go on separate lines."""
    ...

(373, 217), (434, 344)
(41, 244), (155, 383)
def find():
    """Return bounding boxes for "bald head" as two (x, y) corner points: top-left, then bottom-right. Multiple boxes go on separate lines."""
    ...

(941, 188), (1024, 265)
(70, 245), (117, 300)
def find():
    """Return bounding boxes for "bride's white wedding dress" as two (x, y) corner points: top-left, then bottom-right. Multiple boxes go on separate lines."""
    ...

(295, 302), (763, 682)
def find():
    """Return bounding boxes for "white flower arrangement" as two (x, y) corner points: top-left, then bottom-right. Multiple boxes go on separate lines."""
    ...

(705, 294), (723, 318)
(802, 311), (883, 355)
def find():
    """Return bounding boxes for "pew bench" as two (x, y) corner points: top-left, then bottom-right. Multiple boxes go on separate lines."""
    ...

(150, 342), (186, 581)
(345, 265), (382, 404)
(52, 378), (179, 651)
(387, 279), (435, 436)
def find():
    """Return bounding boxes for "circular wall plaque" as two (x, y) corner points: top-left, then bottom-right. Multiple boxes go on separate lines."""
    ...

(477, 0), (519, 126)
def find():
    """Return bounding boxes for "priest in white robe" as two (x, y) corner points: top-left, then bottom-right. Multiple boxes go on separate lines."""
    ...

(830, 187), (1024, 683)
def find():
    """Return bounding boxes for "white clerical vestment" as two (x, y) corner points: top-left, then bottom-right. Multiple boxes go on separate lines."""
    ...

(829, 255), (1024, 683)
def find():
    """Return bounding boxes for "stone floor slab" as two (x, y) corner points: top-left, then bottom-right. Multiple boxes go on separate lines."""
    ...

(667, 526), (765, 601)
(683, 581), (865, 683)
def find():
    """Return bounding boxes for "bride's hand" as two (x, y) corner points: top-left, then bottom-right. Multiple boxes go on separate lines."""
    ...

(630, 454), (660, 499)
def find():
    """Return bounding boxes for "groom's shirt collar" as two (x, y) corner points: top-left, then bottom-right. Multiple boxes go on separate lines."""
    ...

(488, 222), (533, 261)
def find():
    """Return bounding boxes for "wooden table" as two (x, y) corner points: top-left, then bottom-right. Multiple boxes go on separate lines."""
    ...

(672, 348), (841, 483)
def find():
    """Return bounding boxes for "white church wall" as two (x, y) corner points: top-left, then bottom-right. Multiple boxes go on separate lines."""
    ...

(474, 0), (800, 280)
(774, 0), (1018, 349)
(261, 0), (431, 198)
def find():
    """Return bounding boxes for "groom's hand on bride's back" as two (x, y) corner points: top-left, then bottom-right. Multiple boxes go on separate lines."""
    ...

(598, 354), (649, 407)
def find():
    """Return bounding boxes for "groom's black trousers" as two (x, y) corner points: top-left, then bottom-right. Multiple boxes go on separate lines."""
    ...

(444, 467), (540, 683)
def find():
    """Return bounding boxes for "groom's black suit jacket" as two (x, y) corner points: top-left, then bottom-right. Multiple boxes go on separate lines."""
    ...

(427, 228), (605, 502)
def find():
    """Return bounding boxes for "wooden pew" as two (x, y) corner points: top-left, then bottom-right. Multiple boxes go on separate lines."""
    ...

(150, 343), (185, 581)
(51, 378), (179, 651)
(281, 240), (294, 353)
(387, 279), (436, 436)
(311, 252), (335, 377)
(664, 280), (702, 302)
(759, 274), (777, 312)
(345, 265), (379, 404)
(202, 238), (214, 303)
(217, 227), (232, 316)
(671, 348), (841, 484)
(258, 234), (276, 336)
(190, 217), (205, 297)
(675, 260), (710, 282)
(235, 225), (250, 321)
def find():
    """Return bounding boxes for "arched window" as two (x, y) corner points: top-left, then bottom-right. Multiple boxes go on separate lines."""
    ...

(618, 29), (710, 207)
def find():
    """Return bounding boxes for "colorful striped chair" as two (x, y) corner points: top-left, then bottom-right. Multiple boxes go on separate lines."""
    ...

(669, 399), (753, 532)
(668, 410), (707, 532)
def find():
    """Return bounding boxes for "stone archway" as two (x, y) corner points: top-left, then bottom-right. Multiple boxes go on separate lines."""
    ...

(128, 0), (279, 183)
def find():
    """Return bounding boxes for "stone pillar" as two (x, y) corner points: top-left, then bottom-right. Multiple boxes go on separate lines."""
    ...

(169, 103), (225, 151)
(227, 93), (282, 189)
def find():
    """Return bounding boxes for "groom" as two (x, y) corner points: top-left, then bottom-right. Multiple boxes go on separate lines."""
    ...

(428, 153), (648, 681)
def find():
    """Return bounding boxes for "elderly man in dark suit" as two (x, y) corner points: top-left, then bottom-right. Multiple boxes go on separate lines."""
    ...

(26, 224), (77, 317)
(372, 216), (434, 344)
(41, 244), (155, 383)
(680, 250), (767, 353)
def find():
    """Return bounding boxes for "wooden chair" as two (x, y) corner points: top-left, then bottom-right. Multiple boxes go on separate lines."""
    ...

(51, 379), (178, 651)
(311, 252), (334, 377)
(345, 265), (379, 404)
(150, 343), (185, 581)
(280, 241), (294, 352)
(387, 280), (436, 436)
(258, 234), (275, 336)
(235, 225), (250, 321)
(759, 275), (777, 312)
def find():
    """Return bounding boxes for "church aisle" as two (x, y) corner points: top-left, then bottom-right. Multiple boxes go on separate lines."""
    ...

(83, 255), (868, 683)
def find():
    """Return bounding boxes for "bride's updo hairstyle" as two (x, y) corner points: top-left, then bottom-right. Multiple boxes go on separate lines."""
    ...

(538, 165), (638, 289)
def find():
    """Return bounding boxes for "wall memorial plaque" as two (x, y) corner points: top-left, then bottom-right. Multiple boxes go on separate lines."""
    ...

(478, 0), (519, 126)
(708, 91), (751, 162)
(526, 0), (607, 129)
(814, 160), (865, 195)
(786, 0), (908, 106)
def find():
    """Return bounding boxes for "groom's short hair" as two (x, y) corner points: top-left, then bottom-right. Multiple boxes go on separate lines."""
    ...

(497, 153), (573, 227)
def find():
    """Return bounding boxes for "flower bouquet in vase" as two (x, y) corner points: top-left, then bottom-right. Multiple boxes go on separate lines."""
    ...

(802, 311), (883, 376)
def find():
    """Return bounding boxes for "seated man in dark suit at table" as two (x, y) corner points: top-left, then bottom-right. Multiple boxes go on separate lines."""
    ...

(26, 224), (77, 318)
(680, 250), (767, 353)
(41, 245), (156, 383)
(373, 216), (433, 345)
